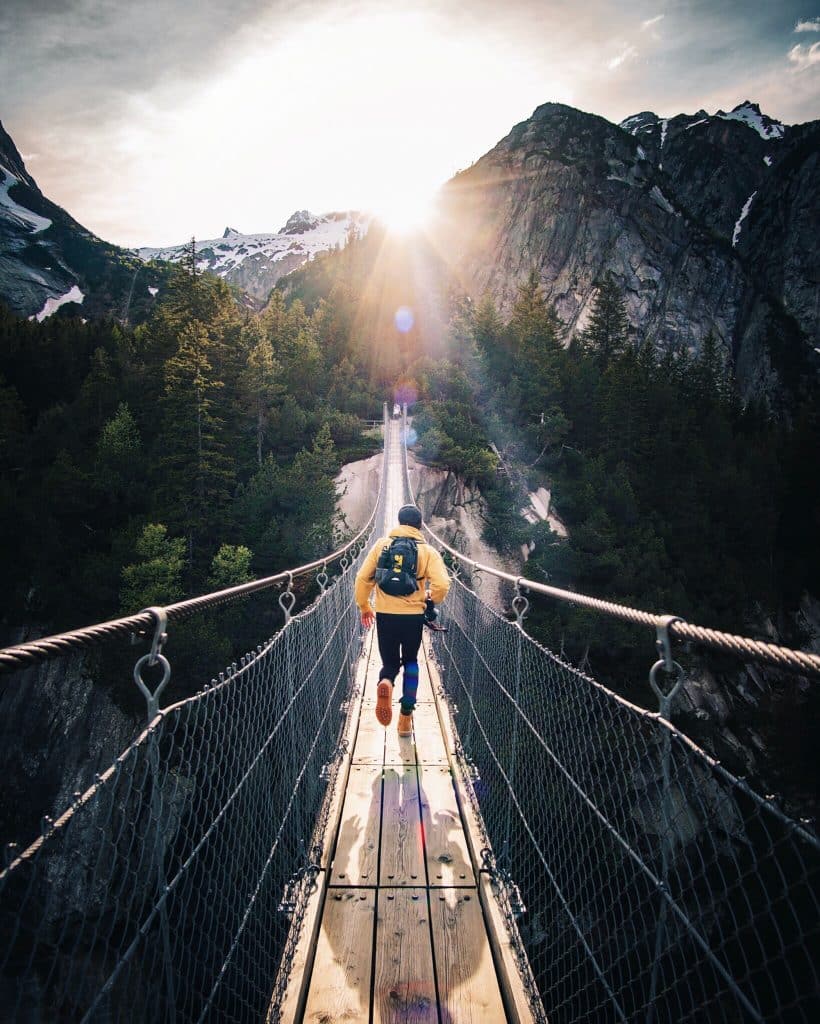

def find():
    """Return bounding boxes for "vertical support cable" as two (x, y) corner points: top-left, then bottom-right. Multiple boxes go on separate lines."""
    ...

(463, 590), (480, 757)
(148, 725), (177, 1018)
(132, 606), (176, 1016)
(502, 621), (524, 869)
(646, 616), (685, 1023)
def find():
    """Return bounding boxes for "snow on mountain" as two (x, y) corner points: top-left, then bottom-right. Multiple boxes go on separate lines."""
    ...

(0, 119), (170, 321)
(732, 190), (758, 247)
(717, 102), (785, 141)
(137, 211), (369, 303)
(0, 164), (52, 233)
(31, 284), (84, 322)
(620, 112), (659, 136)
(620, 102), (785, 144)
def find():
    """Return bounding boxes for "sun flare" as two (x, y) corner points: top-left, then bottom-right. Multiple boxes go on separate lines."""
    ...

(373, 189), (438, 235)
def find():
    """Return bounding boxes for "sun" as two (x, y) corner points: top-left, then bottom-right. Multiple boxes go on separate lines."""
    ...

(373, 189), (438, 235)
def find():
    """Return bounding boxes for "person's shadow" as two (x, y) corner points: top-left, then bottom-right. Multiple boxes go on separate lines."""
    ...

(315, 749), (487, 1022)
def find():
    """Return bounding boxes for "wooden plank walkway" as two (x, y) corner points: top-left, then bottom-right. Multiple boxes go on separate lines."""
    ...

(290, 622), (528, 1024)
(274, 418), (539, 1023)
(286, 630), (514, 1024)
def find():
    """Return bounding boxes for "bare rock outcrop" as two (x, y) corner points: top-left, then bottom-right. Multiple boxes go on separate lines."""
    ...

(433, 101), (818, 408)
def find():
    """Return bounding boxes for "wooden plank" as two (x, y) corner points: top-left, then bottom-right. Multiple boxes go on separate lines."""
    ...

(373, 889), (438, 1024)
(303, 888), (375, 1024)
(412, 703), (450, 765)
(422, 640), (542, 1024)
(351, 712), (385, 765)
(270, 868), (325, 1023)
(379, 765), (425, 886)
(317, 631), (374, 871)
(414, 662), (435, 703)
(431, 888), (507, 1023)
(418, 765), (475, 887)
(330, 765), (382, 886)
(384, 717), (417, 766)
(274, 635), (375, 1020)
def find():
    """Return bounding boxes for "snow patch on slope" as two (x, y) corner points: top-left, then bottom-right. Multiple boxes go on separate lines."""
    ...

(718, 102), (784, 140)
(138, 211), (369, 277)
(732, 191), (758, 247)
(650, 186), (676, 215)
(0, 165), (52, 233)
(30, 284), (84, 322)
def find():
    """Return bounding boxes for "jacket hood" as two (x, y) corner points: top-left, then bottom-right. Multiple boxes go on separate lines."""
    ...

(388, 525), (424, 542)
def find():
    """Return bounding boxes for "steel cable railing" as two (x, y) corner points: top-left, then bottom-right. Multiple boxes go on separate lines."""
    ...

(401, 412), (820, 677)
(0, 467), (385, 677)
(0, 411), (391, 1023)
(398, 409), (820, 1022)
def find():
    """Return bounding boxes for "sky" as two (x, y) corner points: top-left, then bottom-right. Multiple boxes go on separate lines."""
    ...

(1, 0), (818, 248)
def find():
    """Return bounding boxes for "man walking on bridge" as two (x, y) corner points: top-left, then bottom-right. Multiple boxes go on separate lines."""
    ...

(355, 504), (450, 735)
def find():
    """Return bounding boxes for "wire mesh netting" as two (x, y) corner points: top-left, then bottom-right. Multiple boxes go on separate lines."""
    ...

(0, 508), (385, 1023)
(430, 576), (820, 1024)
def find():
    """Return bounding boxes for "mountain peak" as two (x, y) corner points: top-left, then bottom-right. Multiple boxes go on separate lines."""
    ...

(715, 100), (784, 139)
(619, 111), (660, 136)
(281, 210), (320, 234)
(222, 226), (239, 238)
(0, 120), (39, 191)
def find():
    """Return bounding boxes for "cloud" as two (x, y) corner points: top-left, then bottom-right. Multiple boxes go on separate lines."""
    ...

(794, 18), (820, 32)
(788, 41), (820, 69)
(608, 44), (638, 70)
(641, 14), (664, 30)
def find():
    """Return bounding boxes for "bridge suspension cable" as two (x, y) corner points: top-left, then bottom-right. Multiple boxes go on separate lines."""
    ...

(0, 410), (392, 1023)
(0, 446), (383, 678)
(2, 405), (817, 1024)
(400, 409), (820, 678)
(397, 407), (819, 1023)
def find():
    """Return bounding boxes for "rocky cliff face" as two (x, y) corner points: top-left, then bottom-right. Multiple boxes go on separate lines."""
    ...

(0, 631), (141, 851)
(622, 102), (819, 351)
(433, 101), (818, 406)
(0, 121), (169, 322)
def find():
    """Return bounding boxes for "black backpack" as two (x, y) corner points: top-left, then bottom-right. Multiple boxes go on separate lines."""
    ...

(374, 537), (419, 596)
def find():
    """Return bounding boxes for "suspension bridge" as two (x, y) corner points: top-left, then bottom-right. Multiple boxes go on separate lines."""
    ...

(0, 407), (818, 1022)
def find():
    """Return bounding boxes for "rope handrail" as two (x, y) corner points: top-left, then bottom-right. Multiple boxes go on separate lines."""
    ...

(400, 409), (820, 676)
(0, 418), (387, 676)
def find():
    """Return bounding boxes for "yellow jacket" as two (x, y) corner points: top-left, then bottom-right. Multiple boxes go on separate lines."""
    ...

(355, 525), (450, 615)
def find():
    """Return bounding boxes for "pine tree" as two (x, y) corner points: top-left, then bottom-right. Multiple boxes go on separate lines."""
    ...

(159, 322), (234, 548)
(506, 270), (565, 431)
(239, 322), (283, 467)
(582, 274), (629, 367)
(508, 269), (563, 363)
(186, 236), (197, 278)
(120, 523), (186, 611)
(95, 402), (142, 497)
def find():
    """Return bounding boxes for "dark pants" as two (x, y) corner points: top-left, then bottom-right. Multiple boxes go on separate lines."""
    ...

(376, 612), (424, 714)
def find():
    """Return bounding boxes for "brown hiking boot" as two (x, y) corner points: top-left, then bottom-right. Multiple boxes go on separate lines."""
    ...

(375, 680), (393, 727)
(397, 711), (413, 738)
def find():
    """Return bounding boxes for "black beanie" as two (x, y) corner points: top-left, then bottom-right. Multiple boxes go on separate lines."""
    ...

(398, 504), (422, 528)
